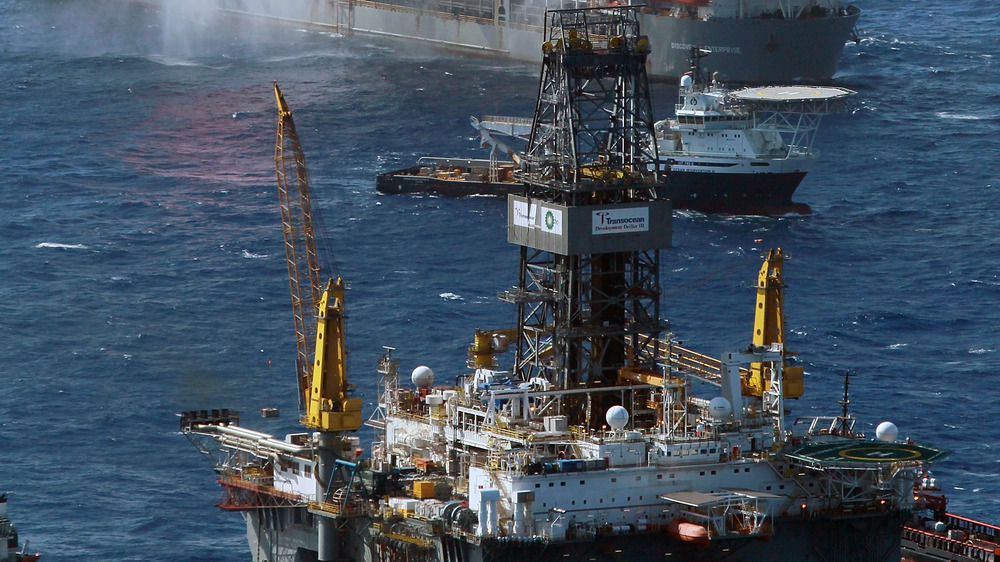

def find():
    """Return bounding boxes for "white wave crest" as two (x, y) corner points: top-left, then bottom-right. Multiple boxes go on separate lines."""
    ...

(36, 242), (87, 250)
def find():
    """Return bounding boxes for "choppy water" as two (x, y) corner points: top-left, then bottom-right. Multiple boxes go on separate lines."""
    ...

(1, 0), (998, 559)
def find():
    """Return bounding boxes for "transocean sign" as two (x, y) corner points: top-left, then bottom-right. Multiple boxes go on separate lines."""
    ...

(592, 208), (649, 235)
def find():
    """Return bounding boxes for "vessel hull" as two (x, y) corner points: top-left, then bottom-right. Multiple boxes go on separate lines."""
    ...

(376, 166), (807, 214)
(662, 169), (809, 213)
(242, 507), (907, 562)
(208, 0), (860, 83)
(376, 167), (519, 198)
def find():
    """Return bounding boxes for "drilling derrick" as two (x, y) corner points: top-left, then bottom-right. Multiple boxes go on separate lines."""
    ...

(504, 6), (671, 429)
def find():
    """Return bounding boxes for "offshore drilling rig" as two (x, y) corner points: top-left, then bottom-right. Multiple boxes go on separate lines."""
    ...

(181, 8), (947, 562)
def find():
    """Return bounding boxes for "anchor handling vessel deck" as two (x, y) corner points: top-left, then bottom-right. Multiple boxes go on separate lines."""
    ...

(180, 7), (946, 562)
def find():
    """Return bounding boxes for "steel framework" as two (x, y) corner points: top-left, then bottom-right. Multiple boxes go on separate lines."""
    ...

(505, 6), (667, 428)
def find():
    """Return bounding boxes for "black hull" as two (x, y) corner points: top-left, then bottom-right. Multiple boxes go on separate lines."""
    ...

(375, 167), (521, 198)
(376, 167), (809, 215)
(246, 508), (908, 562)
(663, 170), (811, 215)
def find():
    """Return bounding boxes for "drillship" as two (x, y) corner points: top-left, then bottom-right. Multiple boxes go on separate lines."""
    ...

(184, 0), (860, 83)
(181, 8), (945, 562)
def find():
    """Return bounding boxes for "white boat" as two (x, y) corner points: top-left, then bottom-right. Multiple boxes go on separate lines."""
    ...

(652, 51), (855, 212)
(182, 0), (861, 83)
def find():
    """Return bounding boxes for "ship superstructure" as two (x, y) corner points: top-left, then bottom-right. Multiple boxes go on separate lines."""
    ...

(653, 50), (855, 212)
(181, 8), (946, 562)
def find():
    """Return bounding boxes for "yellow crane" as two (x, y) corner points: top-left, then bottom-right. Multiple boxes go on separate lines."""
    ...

(273, 82), (361, 432)
(746, 247), (804, 399)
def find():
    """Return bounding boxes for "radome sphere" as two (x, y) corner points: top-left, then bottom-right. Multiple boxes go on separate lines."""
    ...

(708, 396), (732, 420)
(411, 366), (434, 389)
(606, 405), (629, 431)
(875, 421), (898, 443)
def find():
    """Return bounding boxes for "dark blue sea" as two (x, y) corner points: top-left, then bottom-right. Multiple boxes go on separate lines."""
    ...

(1, 0), (998, 559)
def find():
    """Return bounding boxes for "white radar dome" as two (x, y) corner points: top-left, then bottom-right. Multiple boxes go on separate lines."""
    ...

(708, 396), (732, 420)
(411, 366), (435, 389)
(875, 421), (899, 443)
(606, 406), (629, 431)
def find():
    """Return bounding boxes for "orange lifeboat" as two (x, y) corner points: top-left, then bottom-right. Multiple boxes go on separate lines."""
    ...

(666, 519), (709, 545)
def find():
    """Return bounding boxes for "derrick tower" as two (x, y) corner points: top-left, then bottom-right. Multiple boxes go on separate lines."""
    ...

(503, 6), (671, 429)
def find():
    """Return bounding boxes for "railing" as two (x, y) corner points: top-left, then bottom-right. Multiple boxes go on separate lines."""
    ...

(309, 500), (371, 517)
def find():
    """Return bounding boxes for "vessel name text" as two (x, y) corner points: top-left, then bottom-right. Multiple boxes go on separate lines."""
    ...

(671, 42), (742, 54)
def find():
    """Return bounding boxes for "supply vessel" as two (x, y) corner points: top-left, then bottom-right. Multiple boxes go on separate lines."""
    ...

(181, 8), (946, 562)
(187, 0), (860, 83)
(377, 50), (855, 214)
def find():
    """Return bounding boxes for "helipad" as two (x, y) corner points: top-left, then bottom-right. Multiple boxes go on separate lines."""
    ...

(731, 85), (855, 102)
(787, 440), (950, 467)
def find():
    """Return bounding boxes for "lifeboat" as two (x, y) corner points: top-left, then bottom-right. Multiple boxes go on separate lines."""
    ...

(666, 519), (709, 545)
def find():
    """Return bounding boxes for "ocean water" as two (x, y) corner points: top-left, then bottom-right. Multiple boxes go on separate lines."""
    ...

(1, 0), (998, 559)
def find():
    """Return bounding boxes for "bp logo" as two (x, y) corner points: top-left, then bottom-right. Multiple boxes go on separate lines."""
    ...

(545, 210), (555, 230)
